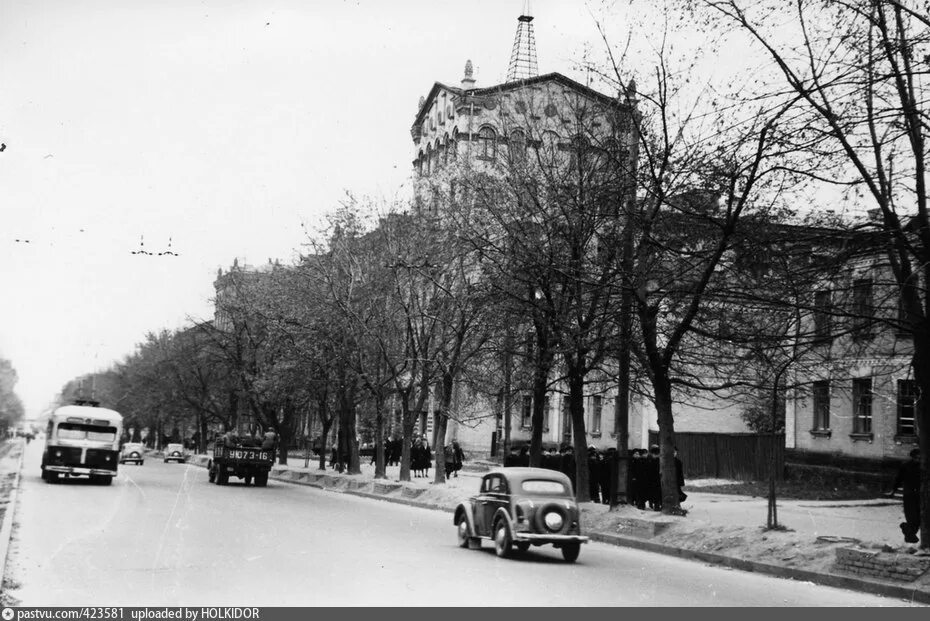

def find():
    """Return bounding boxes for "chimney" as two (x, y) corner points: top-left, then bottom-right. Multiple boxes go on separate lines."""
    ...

(461, 60), (476, 90)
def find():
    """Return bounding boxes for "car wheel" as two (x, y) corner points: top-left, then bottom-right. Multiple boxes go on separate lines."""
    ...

(561, 542), (581, 563)
(456, 517), (471, 548)
(493, 520), (512, 559)
(217, 469), (229, 485)
(255, 472), (268, 487)
(515, 542), (530, 553)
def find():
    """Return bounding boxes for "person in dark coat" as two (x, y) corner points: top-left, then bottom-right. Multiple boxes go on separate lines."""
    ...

(452, 440), (464, 477)
(411, 439), (424, 477)
(587, 446), (602, 503)
(889, 448), (921, 544)
(646, 444), (662, 511)
(421, 435), (433, 478)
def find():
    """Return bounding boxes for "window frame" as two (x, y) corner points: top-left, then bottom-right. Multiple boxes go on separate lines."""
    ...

(852, 377), (873, 435)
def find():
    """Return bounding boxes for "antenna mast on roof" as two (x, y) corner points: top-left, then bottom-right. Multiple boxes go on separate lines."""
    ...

(506, 1), (538, 82)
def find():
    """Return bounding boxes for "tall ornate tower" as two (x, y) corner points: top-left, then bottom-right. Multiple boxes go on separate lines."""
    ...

(506, 4), (538, 82)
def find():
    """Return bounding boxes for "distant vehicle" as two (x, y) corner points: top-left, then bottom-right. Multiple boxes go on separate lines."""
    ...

(163, 443), (187, 463)
(41, 401), (123, 485)
(208, 432), (275, 487)
(453, 467), (589, 562)
(120, 442), (145, 465)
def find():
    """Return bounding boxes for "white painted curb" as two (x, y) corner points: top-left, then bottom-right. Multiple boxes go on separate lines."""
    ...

(0, 440), (25, 594)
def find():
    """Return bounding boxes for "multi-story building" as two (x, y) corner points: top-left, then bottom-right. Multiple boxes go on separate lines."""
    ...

(408, 11), (755, 459)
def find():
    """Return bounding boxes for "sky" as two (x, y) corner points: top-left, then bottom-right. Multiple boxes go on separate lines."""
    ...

(0, 0), (630, 418)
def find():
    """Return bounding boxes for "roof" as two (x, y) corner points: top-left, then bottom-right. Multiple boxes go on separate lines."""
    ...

(411, 72), (625, 132)
(50, 404), (123, 425)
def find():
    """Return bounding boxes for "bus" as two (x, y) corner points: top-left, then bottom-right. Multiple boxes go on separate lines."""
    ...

(41, 400), (123, 485)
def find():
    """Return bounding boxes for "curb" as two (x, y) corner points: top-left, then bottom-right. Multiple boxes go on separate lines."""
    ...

(0, 441), (25, 594)
(586, 532), (930, 605)
(188, 457), (929, 604)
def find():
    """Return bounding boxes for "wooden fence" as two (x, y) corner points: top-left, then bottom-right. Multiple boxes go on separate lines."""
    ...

(648, 431), (784, 481)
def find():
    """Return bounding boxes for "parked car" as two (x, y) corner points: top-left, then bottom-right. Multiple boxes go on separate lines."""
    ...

(163, 443), (187, 463)
(453, 467), (589, 562)
(120, 442), (145, 465)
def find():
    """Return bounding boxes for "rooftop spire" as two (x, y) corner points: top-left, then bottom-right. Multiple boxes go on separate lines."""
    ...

(506, 3), (538, 82)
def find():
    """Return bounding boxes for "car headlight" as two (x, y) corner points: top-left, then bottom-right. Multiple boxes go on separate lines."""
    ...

(544, 512), (564, 531)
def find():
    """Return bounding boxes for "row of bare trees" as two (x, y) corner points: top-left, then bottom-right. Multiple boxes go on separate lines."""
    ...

(54, 1), (929, 539)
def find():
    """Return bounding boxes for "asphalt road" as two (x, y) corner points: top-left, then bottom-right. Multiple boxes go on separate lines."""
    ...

(3, 442), (917, 606)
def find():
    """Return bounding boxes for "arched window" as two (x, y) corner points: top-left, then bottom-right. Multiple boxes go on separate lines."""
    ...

(435, 138), (444, 170)
(425, 143), (433, 175)
(509, 130), (527, 164)
(417, 150), (425, 176)
(478, 126), (497, 159)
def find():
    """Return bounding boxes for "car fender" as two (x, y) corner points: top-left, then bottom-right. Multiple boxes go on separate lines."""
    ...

(492, 506), (516, 534)
(453, 503), (478, 538)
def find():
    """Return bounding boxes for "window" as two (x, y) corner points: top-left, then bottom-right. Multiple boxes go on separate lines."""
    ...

(56, 423), (117, 442)
(814, 290), (832, 343)
(852, 378), (873, 434)
(521, 480), (567, 495)
(478, 127), (496, 159)
(521, 395), (532, 429)
(852, 279), (873, 338)
(591, 395), (602, 434)
(898, 380), (918, 436)
(812, 381), (830, 430)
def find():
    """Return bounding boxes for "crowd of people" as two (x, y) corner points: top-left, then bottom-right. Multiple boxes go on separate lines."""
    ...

(506, 443), (685, 508)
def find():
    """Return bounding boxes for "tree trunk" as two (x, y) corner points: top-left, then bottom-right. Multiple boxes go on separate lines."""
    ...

(399, 409), (415, 483)
(913, 342), (930, 549)
(374, 392), (386, 479)
(568, 368), (590, 502)
(529, 338), (554, 468)
(767, 373), (782, 529)
(318, 415), (333, 471)
(654, 375), (681, 514)
(433, 373), (455, 484)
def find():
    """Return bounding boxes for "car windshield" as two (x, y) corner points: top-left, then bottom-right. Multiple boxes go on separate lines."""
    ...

(521, 479), (569, 495)
(167, 445), (182, 451)
(57, 423), (117, 442)
(124, 444), (142, 451)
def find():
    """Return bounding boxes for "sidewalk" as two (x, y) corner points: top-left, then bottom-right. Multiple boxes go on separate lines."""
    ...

(188, 453), (930, 604)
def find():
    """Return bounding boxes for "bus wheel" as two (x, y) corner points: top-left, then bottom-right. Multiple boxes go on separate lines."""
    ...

(208, 465), (216, 483)
(255, 472), (268, 487)
(244, 475), (252, 486)
(217, 469), (229, 486)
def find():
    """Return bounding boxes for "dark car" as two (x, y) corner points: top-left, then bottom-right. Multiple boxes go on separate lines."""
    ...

(453, 467), (589, 562)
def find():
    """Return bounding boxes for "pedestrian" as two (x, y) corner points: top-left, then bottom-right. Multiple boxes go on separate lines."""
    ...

(452, 440), (464, 477)
(411, 438), (424, 477)
(421, 435), (433, 478)
(587, 446), (601, 503)
(889, 448), (921, 544)
(602, 447), (617, 505)
(646, 444), (662, 511)
(443, 443), (454, 478)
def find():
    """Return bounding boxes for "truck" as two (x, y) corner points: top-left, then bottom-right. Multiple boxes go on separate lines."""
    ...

(207, 436), (275, 487)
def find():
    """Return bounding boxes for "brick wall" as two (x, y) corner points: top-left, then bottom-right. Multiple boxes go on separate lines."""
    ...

(835, 547), (930, 582)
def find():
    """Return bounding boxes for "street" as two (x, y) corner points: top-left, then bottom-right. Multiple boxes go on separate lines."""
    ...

(0, 442), (914, 607)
